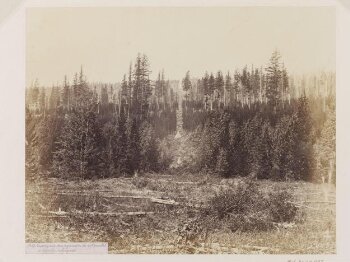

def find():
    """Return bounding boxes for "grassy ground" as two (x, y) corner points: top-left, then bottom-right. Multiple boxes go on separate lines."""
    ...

(25, 173), (335, 254)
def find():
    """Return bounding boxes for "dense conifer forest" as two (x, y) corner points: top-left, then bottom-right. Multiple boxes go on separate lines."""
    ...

(25, 51), (335, 183)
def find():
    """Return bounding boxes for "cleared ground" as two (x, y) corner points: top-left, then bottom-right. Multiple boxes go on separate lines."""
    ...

(25, 172), (336, 254)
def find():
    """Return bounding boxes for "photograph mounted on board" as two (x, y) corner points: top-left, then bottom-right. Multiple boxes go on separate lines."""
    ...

(25, 6), (335, 254)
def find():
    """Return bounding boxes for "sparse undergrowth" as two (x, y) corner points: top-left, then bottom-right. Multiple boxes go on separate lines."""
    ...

(25, 173), (335, 254)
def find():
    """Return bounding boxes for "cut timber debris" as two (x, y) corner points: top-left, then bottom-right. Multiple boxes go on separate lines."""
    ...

(111, 203), (140, 209)
(103, 195), (158, 199)
(150, 198), (179, 205)
(289, 201), (335, 205)
(144, 178), (199, 185)
(272, 222), (296, 229)
(242, 245), (280, 253)
(30, 214), (69, 218)
(47, 210), (154, 217)
(120, 220), (131, 227)
(38, 203), (46, 210)
(103, 195), (189, 206)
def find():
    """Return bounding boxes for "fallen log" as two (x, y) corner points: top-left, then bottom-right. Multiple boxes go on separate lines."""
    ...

(103, 195), (157, 199)
(120, 219), (131, 227)
(38, 203), (46, 210)
(102, 195), (196, 207)
(47, 210), (154, 217)
(110, 203), (140, 209)
(145, 178), (199, 185)
(30, 214), (69, 218)
(27, 191), (90, 196)
(302, 201), (335, 204)
(242, 245), (280, 252)
(272, 222), (295, 229)
(289, 201), (335, 205)
(150, 198), (179, 205)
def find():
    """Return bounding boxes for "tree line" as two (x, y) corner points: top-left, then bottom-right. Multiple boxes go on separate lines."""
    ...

(197, 96), (335, 182)
(25, 51), (335, 183)
(180, 51), (335, 182)
(182, 50), (289, 111)
(26, 54), (177, 180)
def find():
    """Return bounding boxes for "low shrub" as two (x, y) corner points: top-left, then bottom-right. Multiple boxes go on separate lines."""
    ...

(203, 180), (299, 232)
(131, 177), (148, 189)
(208, 181), (262, 219)
(267, 190), (298, 223)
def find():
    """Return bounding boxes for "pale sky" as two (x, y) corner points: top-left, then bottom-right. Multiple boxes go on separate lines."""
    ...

(26, 7), (335, 87)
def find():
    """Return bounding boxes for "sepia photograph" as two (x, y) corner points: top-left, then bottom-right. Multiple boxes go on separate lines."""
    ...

(24, 6), (336, 254)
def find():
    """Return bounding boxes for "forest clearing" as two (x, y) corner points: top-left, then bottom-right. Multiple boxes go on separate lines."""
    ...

(25, 170), (335, 254)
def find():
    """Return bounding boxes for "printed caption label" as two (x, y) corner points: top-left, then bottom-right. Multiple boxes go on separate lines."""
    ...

(26, 242), (108, 254)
